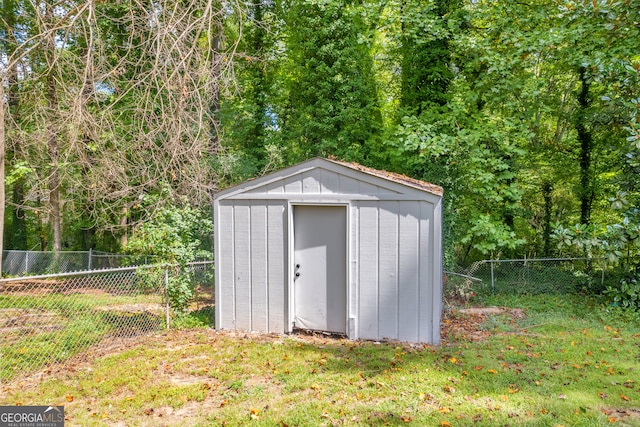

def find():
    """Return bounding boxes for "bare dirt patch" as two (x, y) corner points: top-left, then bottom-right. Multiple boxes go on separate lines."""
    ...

(94, 303), (164, 314)
(602, 407), (640, 424)
(441, 306), (526, 343)
(0, 308), (67, 343)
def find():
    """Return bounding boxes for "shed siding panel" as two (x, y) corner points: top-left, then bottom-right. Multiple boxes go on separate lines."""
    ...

(282, 176), (303, 193)
(358, 181), (380, 196)
(267, 202), (287, 332)
(418, 202), (433, 343)
(301, 170), (322, 193)
(431, 200), (443, 344)
(378, 202), (399, 340)
(265, 182), (285, 193)
(398, 202), (420, 342)
(250, 204), (268, 331)
(338, 174), (360, 194)
(320, 169), (339, 194)
(358, 202), (379, 340)
(233, 202), (252, 330)
(218, 203), (236, 329)
(349, 204), (358, 338)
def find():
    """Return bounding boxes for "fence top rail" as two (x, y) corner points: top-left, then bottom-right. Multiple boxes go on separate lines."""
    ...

(480, 257), (605, 264)
(3, 250), (136, 256)
(444, 271), (483, 282)
(2, 249), (96, 255)
(0, 260), (214, 284)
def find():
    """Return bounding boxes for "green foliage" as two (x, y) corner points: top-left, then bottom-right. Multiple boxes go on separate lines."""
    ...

(280, 0), (382, 162)
(125, 205), (212, 313)
(389, 109), (526, 261)
(172, 306), (215, 329)
(605, 273), (640, 310)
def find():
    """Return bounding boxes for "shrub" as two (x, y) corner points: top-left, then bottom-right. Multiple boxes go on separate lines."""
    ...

(605, 272), (640, 310)
(125, 205), (213, 313)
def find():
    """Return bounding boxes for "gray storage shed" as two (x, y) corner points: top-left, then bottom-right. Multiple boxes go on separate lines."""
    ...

(214, 158), (444, 344)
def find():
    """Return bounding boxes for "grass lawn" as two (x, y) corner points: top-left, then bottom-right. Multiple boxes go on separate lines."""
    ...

(0, 292), (164, 381)
(1, 294), (639, 426)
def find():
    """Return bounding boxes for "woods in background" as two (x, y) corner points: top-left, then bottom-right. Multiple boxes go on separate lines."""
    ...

(1, 0), (638, 269)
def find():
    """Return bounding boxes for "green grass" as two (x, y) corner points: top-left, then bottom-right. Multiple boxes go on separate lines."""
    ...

(0, 292), (164, 381)
(2, 294), (640, 426)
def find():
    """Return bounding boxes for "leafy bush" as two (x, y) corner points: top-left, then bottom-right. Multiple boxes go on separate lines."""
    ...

(605, 272), (640, 310)
(125, 205), (213, 313)
(172, 306), (215, 329)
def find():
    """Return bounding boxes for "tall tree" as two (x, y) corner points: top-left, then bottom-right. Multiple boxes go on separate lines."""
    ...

(0, 0), (243, 253)
(281, 0), (382, 162)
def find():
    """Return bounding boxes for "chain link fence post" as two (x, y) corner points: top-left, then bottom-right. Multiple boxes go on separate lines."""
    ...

(490, 260), (495, 294)
(164, 267), (170, 330)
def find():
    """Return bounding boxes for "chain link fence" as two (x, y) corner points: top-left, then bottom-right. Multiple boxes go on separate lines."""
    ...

(1, 250), (152, 276)
(0, 261), (214, 385)
(444, 258), (611, 300)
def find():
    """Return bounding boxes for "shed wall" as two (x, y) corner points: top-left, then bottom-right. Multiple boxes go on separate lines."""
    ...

(216, 200), (287, 333)
(355, 200), (440, 343)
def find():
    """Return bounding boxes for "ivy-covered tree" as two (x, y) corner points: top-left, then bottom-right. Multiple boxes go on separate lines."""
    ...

(280, 0), (382, 162)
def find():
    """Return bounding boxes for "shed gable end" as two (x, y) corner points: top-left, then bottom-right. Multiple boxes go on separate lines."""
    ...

(242, 167), (401, 197)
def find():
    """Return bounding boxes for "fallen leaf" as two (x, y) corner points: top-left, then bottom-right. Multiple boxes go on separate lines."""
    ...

(487, 369), (497, 374)
(438, 407), (452, 414)
(598, 392), (608, 399)
(620, 394), (630, 401)
(440, 422), (451, 427)
(65, 395), (73, 402)
(558, 394), (567, 399)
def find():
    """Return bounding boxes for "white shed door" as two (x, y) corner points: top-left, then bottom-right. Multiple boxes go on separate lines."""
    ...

(293, 205), (347, 334)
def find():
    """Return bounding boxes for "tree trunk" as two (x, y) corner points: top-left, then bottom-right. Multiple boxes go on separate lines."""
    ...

(45, 1), (62, 252)
(576, 66), (594, 225)
(0, 82), (6, 271)
(542, 181), (553, 256)
(2, 0), (27, 250)
(209, 29), (222, 155)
